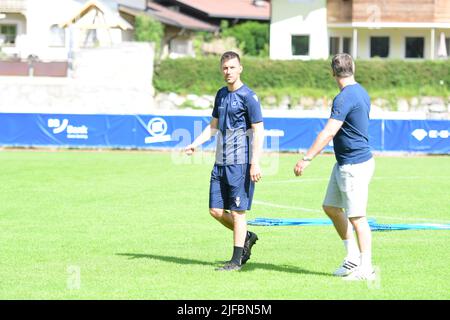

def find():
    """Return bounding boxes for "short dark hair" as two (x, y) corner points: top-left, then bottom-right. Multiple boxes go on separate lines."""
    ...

(331, 53), (354, 78)
(220, 51), (241, 65)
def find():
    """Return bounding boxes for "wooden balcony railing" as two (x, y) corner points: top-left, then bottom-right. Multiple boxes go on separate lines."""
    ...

(0, 0), (26, 13)
(328, 0), (450, 24)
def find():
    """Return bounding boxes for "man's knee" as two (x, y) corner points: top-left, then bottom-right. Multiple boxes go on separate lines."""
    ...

(349, 216), (368, 228)
(209, 208), (225, 219)
(322, 205), (342, 217)
(349, 216), (370, 232)
(231, 210), (246, 221)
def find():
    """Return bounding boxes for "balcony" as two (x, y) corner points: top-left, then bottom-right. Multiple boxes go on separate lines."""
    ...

(0, 0), (26, 13)
(327, 0), (353, 24)
(328, 0), (450, 24)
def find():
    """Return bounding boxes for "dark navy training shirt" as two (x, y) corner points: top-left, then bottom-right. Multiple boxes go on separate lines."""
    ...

(212, 84), (263, 165)
(330, 83), (372, 165)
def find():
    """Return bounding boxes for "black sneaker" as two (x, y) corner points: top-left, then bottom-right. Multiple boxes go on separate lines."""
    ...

(242, 231), (258, 265)
(215, 261), (242, 271)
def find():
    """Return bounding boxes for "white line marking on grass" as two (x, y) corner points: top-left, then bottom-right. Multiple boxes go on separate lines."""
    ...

(263, 178), (328, 184)
(253, 200), (322, 213)
(253, 200), (450, 224)
(372, 176), (450, 181)
(263, 176), (450, 184)
(370, 215), (450, 224)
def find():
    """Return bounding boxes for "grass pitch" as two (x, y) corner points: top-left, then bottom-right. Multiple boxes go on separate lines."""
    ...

(0, 150), (449, 299)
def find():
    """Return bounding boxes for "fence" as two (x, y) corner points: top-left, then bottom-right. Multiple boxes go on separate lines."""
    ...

(0, 113), (448, 154)
(0, 60), (68, 77)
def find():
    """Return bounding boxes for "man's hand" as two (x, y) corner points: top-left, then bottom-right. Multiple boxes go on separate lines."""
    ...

(250, 163), (262, 182)
(294, 159), (311, 176)
(185, 144), (196, 156)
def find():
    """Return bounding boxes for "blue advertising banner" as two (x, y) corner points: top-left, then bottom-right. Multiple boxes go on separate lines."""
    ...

(0, 113), (448, 154)
(383, 119), (450, 153)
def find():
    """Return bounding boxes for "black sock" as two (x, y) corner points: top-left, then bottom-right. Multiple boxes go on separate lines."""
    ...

(231, 246), (244, 265)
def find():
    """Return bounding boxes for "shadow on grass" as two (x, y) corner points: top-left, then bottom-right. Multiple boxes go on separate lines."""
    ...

(116, 253), (331, 277)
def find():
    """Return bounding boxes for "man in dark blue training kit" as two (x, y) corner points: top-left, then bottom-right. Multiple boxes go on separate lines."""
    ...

(294, 53), (376, 281)
(185, 51), (264, 271)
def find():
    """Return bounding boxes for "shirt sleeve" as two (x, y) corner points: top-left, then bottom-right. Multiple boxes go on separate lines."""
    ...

(212, 90), (221, 118)
(330, 93), (351, 121)
(245, 92), (263, 123)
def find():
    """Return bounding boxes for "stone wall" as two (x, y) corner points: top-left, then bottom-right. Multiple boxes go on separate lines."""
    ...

(153, 92), (450, 119)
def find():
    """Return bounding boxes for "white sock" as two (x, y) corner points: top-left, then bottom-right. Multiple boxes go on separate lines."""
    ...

(360, 251), (373, 270)
(343, 239), (360, 262)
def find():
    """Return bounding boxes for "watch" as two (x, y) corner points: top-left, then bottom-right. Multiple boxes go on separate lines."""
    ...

(302, 156), (313, 162)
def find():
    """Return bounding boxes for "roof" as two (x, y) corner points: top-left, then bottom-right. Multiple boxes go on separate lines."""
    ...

(119, 3), (218, 32)
(61, 0), (133, 30)
(172, 0), (271, 20)
(115, 0), (147, 10)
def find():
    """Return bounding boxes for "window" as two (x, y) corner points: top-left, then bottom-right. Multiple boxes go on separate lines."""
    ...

(292, 35), (309, 56)
(370, 37), (389, 58)
(405, 37), (424, 58)
(170, 39), (191, 55)
(329, 37), (339, 56)
(0, 24), (17, 45)
(329, 37), (352, 56)
(343, 37), (352, 54)
(49, 25), (66, 47)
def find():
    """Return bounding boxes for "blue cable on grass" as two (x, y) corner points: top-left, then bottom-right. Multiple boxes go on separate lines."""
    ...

(247, 218), (450, 231)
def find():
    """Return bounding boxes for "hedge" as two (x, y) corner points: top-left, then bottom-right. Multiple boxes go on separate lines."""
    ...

(153, 57), (450, 98)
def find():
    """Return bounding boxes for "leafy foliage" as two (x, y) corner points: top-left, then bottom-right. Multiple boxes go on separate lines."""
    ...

(221, 20), (269, 57)
(134, 14), (164, 56)
(154, 57), (450, 101)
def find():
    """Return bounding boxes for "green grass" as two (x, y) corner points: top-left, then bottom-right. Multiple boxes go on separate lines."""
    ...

(0, 150), (449, 299)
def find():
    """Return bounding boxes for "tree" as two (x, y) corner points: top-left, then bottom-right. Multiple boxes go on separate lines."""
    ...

(134, 14), (164, 56)
(221, 21), (269, 57)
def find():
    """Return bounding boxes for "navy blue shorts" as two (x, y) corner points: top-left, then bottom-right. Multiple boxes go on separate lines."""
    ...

(209, 164), (255, 211)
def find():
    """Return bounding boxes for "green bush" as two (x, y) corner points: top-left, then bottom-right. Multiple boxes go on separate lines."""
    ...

(221, 21), (269, 57)
(134, 14), (164, 55)
(154, 57), (450, 100)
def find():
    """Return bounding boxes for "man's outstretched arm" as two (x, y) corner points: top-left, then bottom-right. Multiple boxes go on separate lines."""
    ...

(294, 118), (343, 176)
(185, 117), (219, 155)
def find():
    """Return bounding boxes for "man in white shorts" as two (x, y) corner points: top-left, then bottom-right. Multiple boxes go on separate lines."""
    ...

(293, 53), (375, 280)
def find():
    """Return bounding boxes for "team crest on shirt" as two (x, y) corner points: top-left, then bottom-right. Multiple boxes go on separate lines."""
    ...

(235, 197), (241, 207)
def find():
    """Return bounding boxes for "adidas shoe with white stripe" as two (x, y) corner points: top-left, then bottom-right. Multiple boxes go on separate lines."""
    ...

(343, 267), (376, 281)
(333, 259), (360, 277)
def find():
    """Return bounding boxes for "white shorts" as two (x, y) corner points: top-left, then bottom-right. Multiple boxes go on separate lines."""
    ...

(322, 157), (375, 218)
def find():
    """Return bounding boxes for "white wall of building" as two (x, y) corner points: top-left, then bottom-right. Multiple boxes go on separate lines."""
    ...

(270, 0), (328, 60)
(271, 1), (450, 60)
(357, 28), (430, 60)
(0, 42), (156, 114)
(17, 0), (78, 60)
(1, 0), (130, 61)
